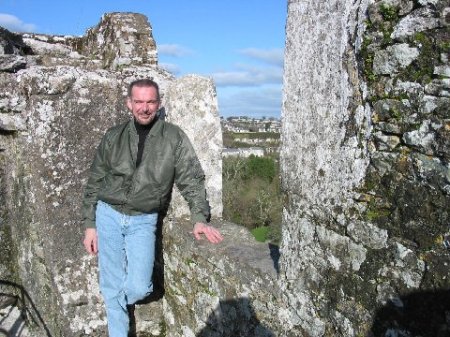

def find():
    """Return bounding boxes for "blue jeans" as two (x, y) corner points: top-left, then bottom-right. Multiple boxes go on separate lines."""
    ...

(96, 201), (158, 337)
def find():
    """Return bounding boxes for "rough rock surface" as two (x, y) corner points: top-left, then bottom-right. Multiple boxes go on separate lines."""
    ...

(165, 75), (223, 220)
(280, 0), (450, 336)
(0, 13), (222, 337)
(162, 219), (280, 337)
(1, 1), (449, 336)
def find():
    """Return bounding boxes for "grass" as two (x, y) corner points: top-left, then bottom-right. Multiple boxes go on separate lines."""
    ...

(251, 226), (270, 242)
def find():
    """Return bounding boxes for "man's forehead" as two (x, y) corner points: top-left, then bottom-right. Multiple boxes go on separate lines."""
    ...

(130, 86), (158, 97)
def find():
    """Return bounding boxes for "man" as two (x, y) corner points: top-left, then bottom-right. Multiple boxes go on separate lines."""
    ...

(82, 79), (223, 337)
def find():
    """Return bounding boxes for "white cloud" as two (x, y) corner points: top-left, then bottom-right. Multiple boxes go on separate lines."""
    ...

(0, 13), (37, 33)
(157, 46), (284, 117)
(238, 48), (284, 67)
(212, 64), (282, 87)
(159, 62), (181, 75)
(158, 44), (192, 57)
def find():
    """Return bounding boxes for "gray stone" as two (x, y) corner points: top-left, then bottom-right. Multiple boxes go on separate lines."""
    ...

(403, 119), (440, 154)
(370, 152), (400, 176)
(373, 44), (420, 75)
(0, 12), (222, 337)
(0, 113), (27, 131)
(391, 7), (441, 39)
(368, 0), (414, 20)
(280, 0), (450, 335)
(434, 65), (450, 77)
(412, 152), (450, 184)
(425, 78), (450, 97)
(1, 0), (449, 335)
(377, 241), (426, 289)
(82, 12), (158, 69)
(0, 54), (26, 72)
(22, 34), (77, 58)
(417, 0), (440, 5)
(164, 75), (223, 220)
(162, 219), (280, 336)
(420, 95), (450, 116)
(374, 131), (401, 150)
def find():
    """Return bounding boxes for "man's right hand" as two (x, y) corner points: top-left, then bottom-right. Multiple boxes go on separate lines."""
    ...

(83, 228), (98, 255)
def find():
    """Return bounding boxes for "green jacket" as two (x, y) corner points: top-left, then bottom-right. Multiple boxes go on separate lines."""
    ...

(82, 118), (210, 228)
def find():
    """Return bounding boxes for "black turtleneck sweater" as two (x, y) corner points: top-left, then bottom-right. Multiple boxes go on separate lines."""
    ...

(134, 119), (156, 167)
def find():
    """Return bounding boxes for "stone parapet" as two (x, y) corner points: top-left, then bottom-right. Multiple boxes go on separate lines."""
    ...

(280, 0), (450, 336)
(0, 13), (222, 337)
(162, 219), (280, 337)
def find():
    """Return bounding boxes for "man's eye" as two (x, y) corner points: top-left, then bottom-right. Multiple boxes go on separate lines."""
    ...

(133, 100), (158, 104)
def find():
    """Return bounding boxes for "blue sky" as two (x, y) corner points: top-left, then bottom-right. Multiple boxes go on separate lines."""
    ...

(0, 0), (287, 118)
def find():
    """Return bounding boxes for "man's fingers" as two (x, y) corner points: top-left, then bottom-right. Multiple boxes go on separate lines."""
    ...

(83, 228), (98, 255)
(192, 223), (223, 244)
(92, 238), (98, 254)
(84, 239), (95, 255)
(204, 227), (223, 243)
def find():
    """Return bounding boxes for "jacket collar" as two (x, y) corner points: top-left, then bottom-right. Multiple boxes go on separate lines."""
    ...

(129, 118), (164, 138)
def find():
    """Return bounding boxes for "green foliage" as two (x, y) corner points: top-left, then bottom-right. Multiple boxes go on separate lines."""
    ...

(222, 131), (235, 148)
(235, 132), (280, 140)
(223, 155), (282, 244)
(439, 41), (450, 52)
(365, 196), (391, 222)
(379, 4), (398, 22)
(223, 155), (277, 182)
(360, 37), (378, 83)
(244, 155), (276, 182)
(251, 226), (270, 242)
(399, 32), (437, 84)
(366, 208), (391, 221)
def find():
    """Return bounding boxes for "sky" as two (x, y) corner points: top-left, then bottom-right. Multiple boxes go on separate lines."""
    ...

(0, 0), (287, 118)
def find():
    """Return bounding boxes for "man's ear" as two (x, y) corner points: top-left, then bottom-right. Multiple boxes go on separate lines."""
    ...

(126, 97), (132, 111)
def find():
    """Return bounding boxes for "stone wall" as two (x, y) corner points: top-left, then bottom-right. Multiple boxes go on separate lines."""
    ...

(0, 13), (222, 337)
(280, 0), (450, 336)
(162, 219), (281, 337)
(1, 2), (449, 337)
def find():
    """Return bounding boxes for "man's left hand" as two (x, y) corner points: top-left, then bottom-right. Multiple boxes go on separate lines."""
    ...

(193, 223), (223, 244)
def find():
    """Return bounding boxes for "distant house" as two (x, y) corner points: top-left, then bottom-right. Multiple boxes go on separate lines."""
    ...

(222, 147), (265, 158)
(221, 116), (281, 134)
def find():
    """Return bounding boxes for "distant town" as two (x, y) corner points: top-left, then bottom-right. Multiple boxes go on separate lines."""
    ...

(221, 116), (281, 133)
(220, 116), (281, 157)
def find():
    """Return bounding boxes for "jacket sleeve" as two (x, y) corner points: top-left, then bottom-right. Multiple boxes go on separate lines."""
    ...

(81, 135), (109, 228)
(173, 130), (210, 225)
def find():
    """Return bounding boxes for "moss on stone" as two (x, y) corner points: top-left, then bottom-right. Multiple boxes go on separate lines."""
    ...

(0, 216), (20, 283)
(398, 32), (438, 84)
(360, 37), (378, 83)
(317, 267), (378, 336)
(379, 4), (399, 22)
(184, 258), (197, 266)
(365, 208), (391, 221)
(0, 153), (20, 286)
(158, 320), (167, 337)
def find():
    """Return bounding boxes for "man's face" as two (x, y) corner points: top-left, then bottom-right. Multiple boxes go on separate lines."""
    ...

(127, 86), (160, 125)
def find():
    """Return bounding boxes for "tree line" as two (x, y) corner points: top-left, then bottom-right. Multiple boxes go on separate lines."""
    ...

(222, 155), (282, 244)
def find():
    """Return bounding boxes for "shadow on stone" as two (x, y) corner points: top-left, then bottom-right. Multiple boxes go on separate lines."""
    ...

(268, 243), (280, 274)
(0, 280), (53, 337)
(157, 107), (166, 121)
(371, 289), (450, 337)
(196, 297), (275, 337)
